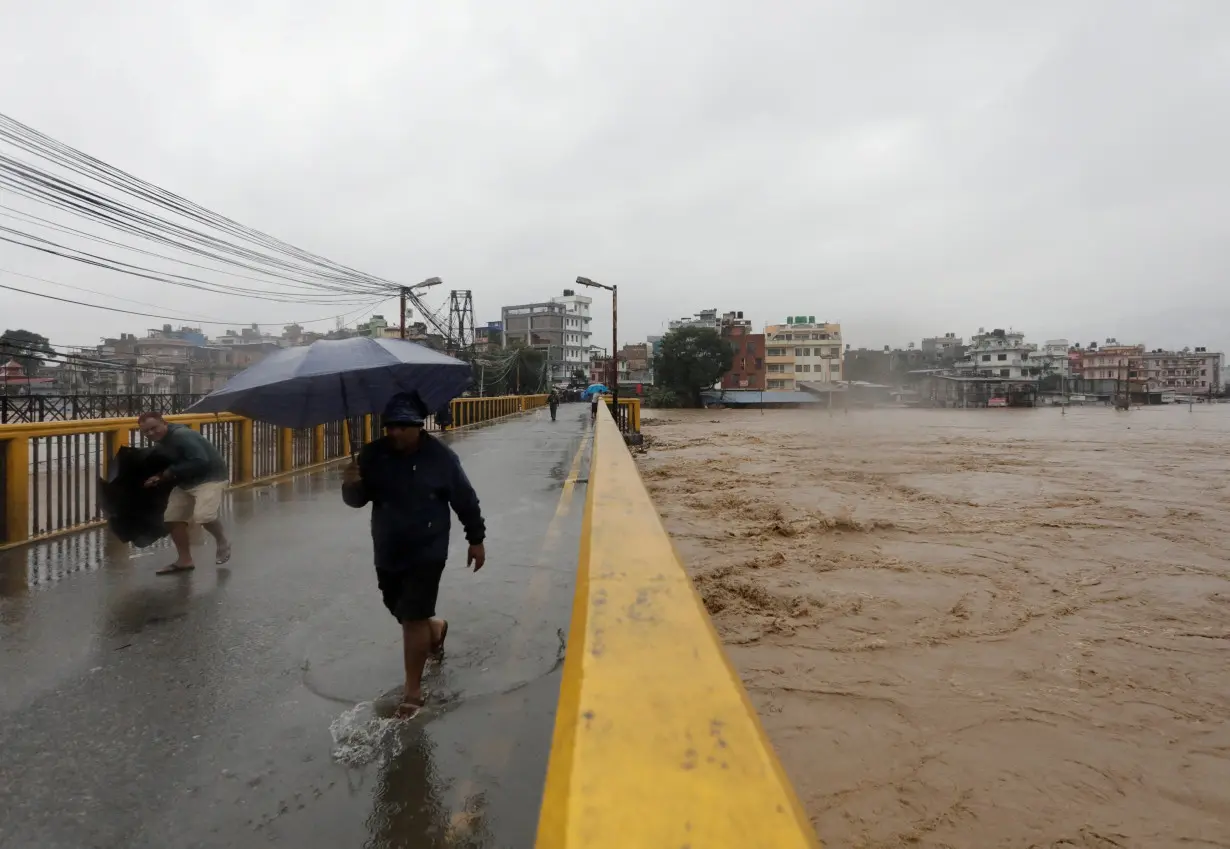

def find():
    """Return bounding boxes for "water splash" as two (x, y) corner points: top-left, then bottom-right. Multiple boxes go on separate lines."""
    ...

(329, 701), (403, 768)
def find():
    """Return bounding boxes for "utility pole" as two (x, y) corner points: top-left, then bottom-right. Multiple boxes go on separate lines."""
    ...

(400, 277), (443, 342)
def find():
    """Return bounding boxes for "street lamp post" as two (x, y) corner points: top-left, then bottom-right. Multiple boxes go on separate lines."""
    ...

(576, 276), (618, 411)
(401, 277), (443, 339)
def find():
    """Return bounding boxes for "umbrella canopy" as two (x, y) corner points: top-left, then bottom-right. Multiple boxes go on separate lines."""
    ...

(188, 337), (472, 428)
(586, 383), (609, 393)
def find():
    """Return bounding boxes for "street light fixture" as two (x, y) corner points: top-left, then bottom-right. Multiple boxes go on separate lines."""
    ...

(575, 276), (619, 411)
(401, 277), (443, 339)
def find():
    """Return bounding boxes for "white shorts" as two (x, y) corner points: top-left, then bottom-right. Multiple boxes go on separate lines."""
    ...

(164, 480), (226, 524)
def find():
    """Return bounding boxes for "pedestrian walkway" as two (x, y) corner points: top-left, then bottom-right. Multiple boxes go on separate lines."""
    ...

(0, 404), (594, 849)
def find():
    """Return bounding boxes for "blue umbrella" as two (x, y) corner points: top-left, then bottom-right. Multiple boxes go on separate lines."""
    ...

(188, 337), (472, 429)
(586, 383), (609, 394)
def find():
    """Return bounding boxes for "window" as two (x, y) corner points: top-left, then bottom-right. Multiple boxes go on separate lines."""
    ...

(982, 354), (991, 362)
(1000, 369), (1010, 377)
(830, 364), (840, 376)
(997, 354), (1007, 361)
(768, 379), (787, 389)
(798, 364), (811, 373)
(746, 343), (755, 354)
(754, 358), (763, 368)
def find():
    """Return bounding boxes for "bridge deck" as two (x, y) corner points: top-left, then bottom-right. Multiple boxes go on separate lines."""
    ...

(0, 405), (592, 849)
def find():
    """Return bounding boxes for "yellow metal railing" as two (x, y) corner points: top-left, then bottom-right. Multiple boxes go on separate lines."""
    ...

(600, 396), (641, 433)
(0, 394), (549, 548)
(536, 405), (819, 848)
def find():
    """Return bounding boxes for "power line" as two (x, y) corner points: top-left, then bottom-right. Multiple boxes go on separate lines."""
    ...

(0, 271), (391, 326)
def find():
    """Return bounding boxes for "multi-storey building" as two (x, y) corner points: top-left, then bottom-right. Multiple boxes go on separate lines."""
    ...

(719, 312), (765, 391)
(1030, 339), (1071, 379)
(958, 328), (1037, 379)
(501, 289), (592, 383)
(1140, 348), (1223, 394)
(668, 309), (720, 332)
(763, 316), (843, 390)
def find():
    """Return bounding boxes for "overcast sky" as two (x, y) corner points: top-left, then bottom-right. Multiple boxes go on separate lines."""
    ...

(1, 0), (1228, 355)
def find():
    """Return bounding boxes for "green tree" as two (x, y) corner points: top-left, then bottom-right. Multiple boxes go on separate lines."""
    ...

(0, 329), (54, 376)
(570, 368), (587, 387)
(654, 327), (733, 407)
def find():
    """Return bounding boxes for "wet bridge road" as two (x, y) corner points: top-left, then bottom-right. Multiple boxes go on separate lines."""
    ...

(0, 406), (593, 849)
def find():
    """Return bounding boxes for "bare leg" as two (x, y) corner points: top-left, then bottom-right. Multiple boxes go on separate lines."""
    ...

(399, 619), (433, 714)
(203, 520), (230, 562)
(168, 522), (193, 567)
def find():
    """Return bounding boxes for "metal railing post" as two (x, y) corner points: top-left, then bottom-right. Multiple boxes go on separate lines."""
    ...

(3, 437), (30, 545)
(312, 425), (326, 464)
(237, 418), (255, 483)
(278, 428), (294, 472)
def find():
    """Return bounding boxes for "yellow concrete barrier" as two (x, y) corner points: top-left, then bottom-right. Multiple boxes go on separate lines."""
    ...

(536, 406), (820, 848)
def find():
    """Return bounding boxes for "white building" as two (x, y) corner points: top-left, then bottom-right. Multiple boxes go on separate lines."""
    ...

(1140, 348), (1223, 394)
(1029, 339), (1071, 378)
(551, 288), (593, 378)
(763, 316), (843, 389)
(501, 288), (592, 383)
(959, 328), (1037, 379)
(668, 309), (719, 331)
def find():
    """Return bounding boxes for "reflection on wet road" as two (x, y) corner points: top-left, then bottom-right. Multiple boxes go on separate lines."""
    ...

(0, 406), (592, 849)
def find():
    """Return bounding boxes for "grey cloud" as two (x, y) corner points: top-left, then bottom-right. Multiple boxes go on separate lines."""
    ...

(1, 0), (1227, 354)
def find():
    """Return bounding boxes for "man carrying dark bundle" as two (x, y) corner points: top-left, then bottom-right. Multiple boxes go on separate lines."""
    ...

(342, 391), (486, 718)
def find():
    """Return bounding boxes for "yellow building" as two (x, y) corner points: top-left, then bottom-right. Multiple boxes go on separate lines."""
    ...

(764, 317), (843, 390)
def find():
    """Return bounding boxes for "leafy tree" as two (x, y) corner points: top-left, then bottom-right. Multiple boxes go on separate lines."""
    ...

(570, 368), (588, 387)
(0, 329), (54, 376)
(653, 327), (733, 407)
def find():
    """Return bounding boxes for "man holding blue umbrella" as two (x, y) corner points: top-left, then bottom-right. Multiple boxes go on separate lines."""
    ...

(342, 391), (486, 718)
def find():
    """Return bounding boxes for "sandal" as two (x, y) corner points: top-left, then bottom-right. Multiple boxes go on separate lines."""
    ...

(156, 563), (195, 575)
(431, 620), (449, 655)
(215, 545), (232, 566)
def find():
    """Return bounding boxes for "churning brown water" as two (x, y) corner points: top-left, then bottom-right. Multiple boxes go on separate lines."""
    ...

(636, 404), (1230, 848)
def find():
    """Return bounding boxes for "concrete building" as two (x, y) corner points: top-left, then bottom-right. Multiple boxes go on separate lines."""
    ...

(617, 342), (652, 386)
(719, 312), (765, 391)
(1140, 348), (1223, 395)
(668, 309), (720, 332)
(355, 314), (392, 338)
(764, 316), (842, 390)
(958, 328), (1037, 379)
(212, 325), (287, 348)
(1030, 339), (1071, 379)
(501, 289), (592, 383)
(920, 333), (963, 359)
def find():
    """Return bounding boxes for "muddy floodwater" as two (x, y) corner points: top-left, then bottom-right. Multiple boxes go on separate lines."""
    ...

(636, 404), (1230, 848)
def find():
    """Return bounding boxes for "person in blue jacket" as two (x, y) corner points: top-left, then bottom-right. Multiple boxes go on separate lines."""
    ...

(342, 391), (486, 718)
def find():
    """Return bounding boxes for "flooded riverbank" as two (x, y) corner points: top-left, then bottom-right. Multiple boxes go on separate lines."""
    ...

(636, 405), (1230, 848)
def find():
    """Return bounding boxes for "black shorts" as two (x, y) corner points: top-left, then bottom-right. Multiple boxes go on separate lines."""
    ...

(376, 563), (447, 622)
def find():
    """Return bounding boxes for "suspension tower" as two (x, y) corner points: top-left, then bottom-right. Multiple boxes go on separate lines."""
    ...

(446, 290), (476, 356)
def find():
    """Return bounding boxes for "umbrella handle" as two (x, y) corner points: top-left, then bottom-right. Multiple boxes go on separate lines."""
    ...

(339, 375), (358, 459)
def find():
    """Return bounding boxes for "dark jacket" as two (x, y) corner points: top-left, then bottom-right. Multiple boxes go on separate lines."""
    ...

(341, 433), (485, 570)
(154, 424), (230, 489)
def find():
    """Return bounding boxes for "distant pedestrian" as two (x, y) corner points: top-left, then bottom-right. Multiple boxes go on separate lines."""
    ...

(342, 391), (486, 719)
(548, 390), (559, 421)
(590, 392), (600, 421)
(138, 412), (232, 574)
(435, 402), (453, 431)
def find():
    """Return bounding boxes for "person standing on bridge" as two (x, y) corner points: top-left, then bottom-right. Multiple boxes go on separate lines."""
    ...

(342, 391), (486, 718)
(137, 412), (232, 574)
(548, 389), (559, 421)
